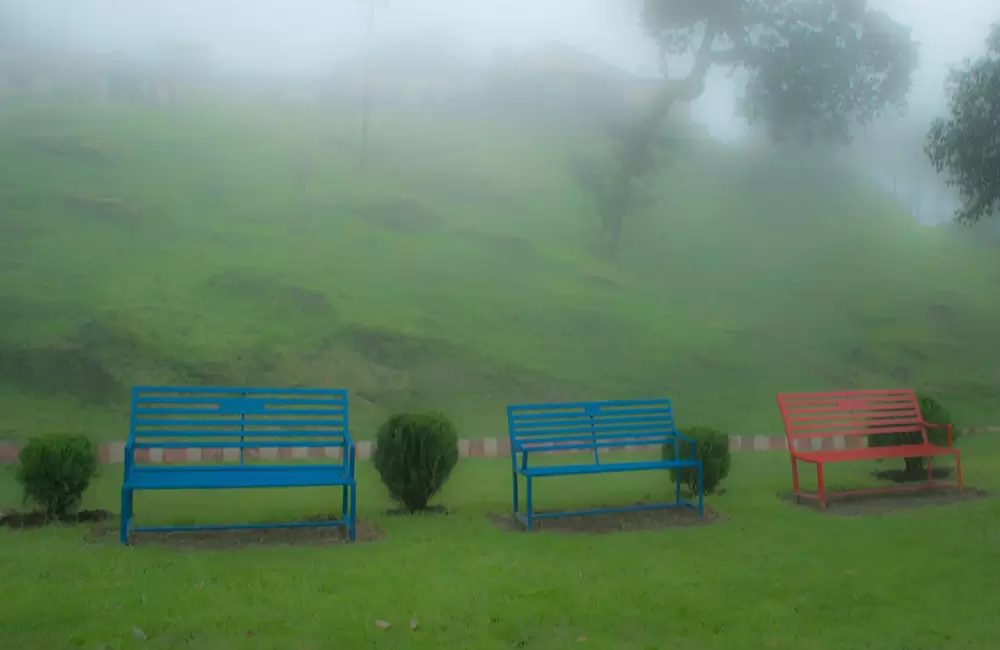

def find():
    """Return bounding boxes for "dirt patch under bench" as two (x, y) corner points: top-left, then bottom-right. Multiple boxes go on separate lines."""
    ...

(0, 509), (113, 529)
(490, 503), (723, 534)
(871, 467), (954, 484)
(86, 516), (384, 549)
(780, 486), (991, 516)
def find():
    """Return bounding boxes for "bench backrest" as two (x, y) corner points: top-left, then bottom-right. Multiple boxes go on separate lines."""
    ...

(129, 386), (350, 464)
(507, 399), (677, 458)
(777, 388), (926, 447)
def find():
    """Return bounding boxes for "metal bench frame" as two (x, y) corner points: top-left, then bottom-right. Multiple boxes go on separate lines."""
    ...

(777, 388), (962, 510)
(121, 386), (356, 544)
(507, 399), (704, 531)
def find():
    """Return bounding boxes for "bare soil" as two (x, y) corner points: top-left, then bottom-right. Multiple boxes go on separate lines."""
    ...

(490, 503), (722, 534)
(872, 467), (953, 483)
(0, 509), (113, 529)
(781, 486), (991, 516)
(86, 515), (384, 549)
(384, 504), (448, 516)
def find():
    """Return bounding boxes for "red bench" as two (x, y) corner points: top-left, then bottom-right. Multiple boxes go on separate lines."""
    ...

(777, 389), (962, 509)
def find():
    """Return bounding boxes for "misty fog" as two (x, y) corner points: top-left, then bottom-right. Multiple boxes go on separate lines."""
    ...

(5, 0), (997, 225)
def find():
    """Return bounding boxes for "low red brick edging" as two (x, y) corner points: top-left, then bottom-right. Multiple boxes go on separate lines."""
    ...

(0, 428), (996, 465)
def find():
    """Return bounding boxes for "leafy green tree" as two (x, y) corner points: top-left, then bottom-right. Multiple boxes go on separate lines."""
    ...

(598, 0), (918, 254)
(926, 23), (1000, 225)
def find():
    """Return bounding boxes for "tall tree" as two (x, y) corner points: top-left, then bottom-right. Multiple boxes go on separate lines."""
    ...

(926, 23), (1000, 225)
(597, 0), (918, 254)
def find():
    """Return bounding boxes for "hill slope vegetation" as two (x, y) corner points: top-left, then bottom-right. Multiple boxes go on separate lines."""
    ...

(1, 103), (998, 440)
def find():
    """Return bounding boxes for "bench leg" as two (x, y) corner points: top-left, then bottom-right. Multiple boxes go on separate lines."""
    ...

(348, 483), (357, 541)
(790, 455), (801, 503)
(120, 488), (133, 545)
(697, 463), (704, 517)
(512, 471), (519, 516)
(341, 485), (349, 521)
(526, 476), (534, 532)
(816, 464), (826, 511)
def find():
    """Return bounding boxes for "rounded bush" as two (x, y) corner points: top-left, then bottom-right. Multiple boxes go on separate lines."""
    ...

(868, 393), (959, 474)
(16, 434), (99, 519)
(662, 426), (731, 495)
(373, 412), (459, 512)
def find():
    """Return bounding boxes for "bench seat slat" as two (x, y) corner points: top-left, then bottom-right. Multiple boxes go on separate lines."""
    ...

(794, 443), (956, 464)
(521, 459), (699, 477)
(135, 418), (345, 428)
(132, 430), (347, 438)
(127, 465), (351, 490)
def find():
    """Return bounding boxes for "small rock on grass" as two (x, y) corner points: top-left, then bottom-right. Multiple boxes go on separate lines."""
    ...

(410, 620), (419, 631)
(375, 620), (391, 630)
(132, 627), (147, 641)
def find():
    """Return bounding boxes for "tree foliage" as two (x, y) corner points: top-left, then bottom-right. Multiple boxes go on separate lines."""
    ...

(594, 0), (918, 254)
(16, 435), (99, 519)
(926, 23), (1000, 225)
(372, 412), (459, 512)
(572, 120), (683, 253)
(642, 0), (916, 140)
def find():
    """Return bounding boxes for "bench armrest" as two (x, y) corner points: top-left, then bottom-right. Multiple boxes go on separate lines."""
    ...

(673, 431), (697, 461)
(920, 421), (954, 447)
(346, 441), (356, 477)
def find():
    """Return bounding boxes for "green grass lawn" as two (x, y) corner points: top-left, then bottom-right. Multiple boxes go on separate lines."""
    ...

(2, 100), (1000, 443)
(2, 435), (998, 649)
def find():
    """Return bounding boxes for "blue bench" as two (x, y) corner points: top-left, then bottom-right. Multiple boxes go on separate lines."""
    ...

(121, 386), (356, 544)
(507, 399), (703, 530)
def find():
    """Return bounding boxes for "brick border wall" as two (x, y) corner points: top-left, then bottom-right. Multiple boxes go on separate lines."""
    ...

(1, 428), (997, 465)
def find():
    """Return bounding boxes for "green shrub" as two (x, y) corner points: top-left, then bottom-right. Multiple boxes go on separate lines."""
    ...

(15, 435), (99, 519)
(867, 393), (959, 474)
(662, 426), (731, 495)
(373, 412), (459, 512)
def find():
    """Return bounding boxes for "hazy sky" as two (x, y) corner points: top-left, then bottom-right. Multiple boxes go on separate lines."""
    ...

(11, 0), (999, 140)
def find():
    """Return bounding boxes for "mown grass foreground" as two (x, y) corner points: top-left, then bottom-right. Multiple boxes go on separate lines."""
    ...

(2, 102), (1000, 442)
(1, 435), (998, 650)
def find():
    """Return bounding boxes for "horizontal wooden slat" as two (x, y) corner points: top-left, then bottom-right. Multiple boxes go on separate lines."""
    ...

(136, 407), (345, 417)
(517, 430), (677, 446)
(507, 399), (676, 445)
(132, 440), (346, 449)
(512, 414), (672, 429)
(132, 429), (348, 438)
(787, 416), (922, 432)
(509, 407), (671, 423)
(129, 386), (351, 446)
(135, 418), (344, 428)
(512, 422), (673, 439)
(777, 389), (926, 441)
(508, 399), (670, 413)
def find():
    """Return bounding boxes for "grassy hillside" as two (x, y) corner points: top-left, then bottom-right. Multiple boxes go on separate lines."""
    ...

(1, 101), (998, 441)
